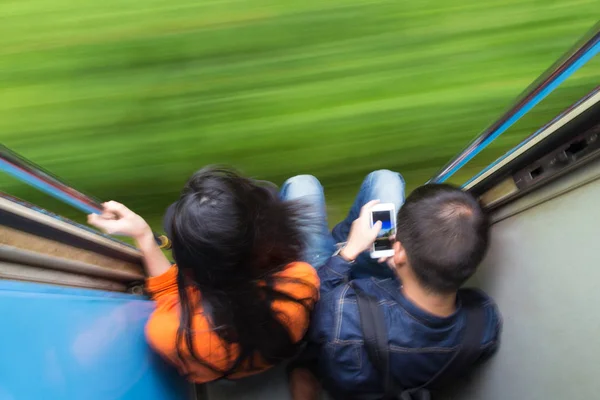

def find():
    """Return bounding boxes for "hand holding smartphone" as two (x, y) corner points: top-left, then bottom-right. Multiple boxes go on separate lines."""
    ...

(369, 203), (396, 259)
(339, 200), (396, 263)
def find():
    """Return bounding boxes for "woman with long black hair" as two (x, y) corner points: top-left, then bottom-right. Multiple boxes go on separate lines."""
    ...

(88, 166), (334, 383)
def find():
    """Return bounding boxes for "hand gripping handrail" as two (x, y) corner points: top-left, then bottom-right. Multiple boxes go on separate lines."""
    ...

(0, 144), (171, 249)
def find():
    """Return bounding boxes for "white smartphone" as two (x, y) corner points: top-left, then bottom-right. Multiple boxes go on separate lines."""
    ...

(370, 203), (396, 259)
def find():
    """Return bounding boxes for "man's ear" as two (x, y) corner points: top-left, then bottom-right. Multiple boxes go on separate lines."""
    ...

(392, 240), (408, 267)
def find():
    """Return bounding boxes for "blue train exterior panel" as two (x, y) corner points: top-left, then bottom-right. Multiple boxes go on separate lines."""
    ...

(0, 280), (190, 400)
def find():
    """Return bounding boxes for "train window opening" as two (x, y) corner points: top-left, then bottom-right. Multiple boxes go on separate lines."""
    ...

(565, 139), (588, 158)
(529, 166), (544, 179)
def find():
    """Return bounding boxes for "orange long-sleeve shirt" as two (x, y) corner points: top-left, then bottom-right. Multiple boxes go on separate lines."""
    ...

(145, 262), (319, 383)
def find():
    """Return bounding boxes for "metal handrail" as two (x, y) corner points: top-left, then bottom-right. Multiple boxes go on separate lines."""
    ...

(430, 22), (600, 184)
(0, 144), (171, 249)
(463, 86), (600, 191)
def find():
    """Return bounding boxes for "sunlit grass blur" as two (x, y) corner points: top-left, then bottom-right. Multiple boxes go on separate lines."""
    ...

(1, 0), (598, 230)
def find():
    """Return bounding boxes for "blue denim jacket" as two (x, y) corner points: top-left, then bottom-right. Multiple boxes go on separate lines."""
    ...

(309, 256), (502, 398)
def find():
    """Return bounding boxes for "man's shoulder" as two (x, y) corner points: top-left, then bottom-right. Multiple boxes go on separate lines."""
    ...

(458, 287), (502, 345)
(458, 287), (500, 317)
(333, 285), (502, 347)
(458, 287), (496, 304)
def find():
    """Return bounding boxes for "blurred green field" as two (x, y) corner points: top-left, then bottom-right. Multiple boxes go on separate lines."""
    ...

(1, 0), (598, 230)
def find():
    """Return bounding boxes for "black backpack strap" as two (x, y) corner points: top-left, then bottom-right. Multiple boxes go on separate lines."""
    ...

(423, 300), (487, 389)
(354, 284), (401, 399)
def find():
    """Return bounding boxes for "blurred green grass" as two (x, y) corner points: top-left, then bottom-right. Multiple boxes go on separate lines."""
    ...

(1, 0), (598, 230)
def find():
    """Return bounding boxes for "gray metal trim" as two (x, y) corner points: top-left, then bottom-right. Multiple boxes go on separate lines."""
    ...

(490, 155), (600, 224)
(0, 244), (145, 282)
(0, 261), (127, 292)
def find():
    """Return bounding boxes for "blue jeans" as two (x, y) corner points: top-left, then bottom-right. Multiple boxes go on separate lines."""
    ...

(281, 170), (405, 278)
(332, 170), (405, 279)
(280, 175), (336, 269)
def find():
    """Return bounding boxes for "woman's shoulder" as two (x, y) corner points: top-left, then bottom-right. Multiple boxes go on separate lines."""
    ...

(275, 262), (319, 288)
(271, 262), (320, 342)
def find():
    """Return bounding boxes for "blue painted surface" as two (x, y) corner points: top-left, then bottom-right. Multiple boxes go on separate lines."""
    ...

(0, 280), (190, 400)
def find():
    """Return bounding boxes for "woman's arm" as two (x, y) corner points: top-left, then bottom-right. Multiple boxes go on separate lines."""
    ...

(88, 201), (171, 277)
(133, 228), (172, 277)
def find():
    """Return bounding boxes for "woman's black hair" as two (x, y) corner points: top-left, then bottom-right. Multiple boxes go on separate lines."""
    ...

(169, 166), (315, 376)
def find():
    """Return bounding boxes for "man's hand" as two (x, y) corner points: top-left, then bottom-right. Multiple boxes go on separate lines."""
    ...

(340, 200), (382, 261)
(88, 201), (151, 241)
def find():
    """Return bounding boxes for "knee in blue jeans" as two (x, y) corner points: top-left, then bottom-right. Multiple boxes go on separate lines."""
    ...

(366, 169), (405, 197)
(283, 175), (323, 198)
(366, 169), (404, 186)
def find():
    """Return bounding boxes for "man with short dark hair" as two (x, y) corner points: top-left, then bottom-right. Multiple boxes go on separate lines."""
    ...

(290, 170), (502, 400)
